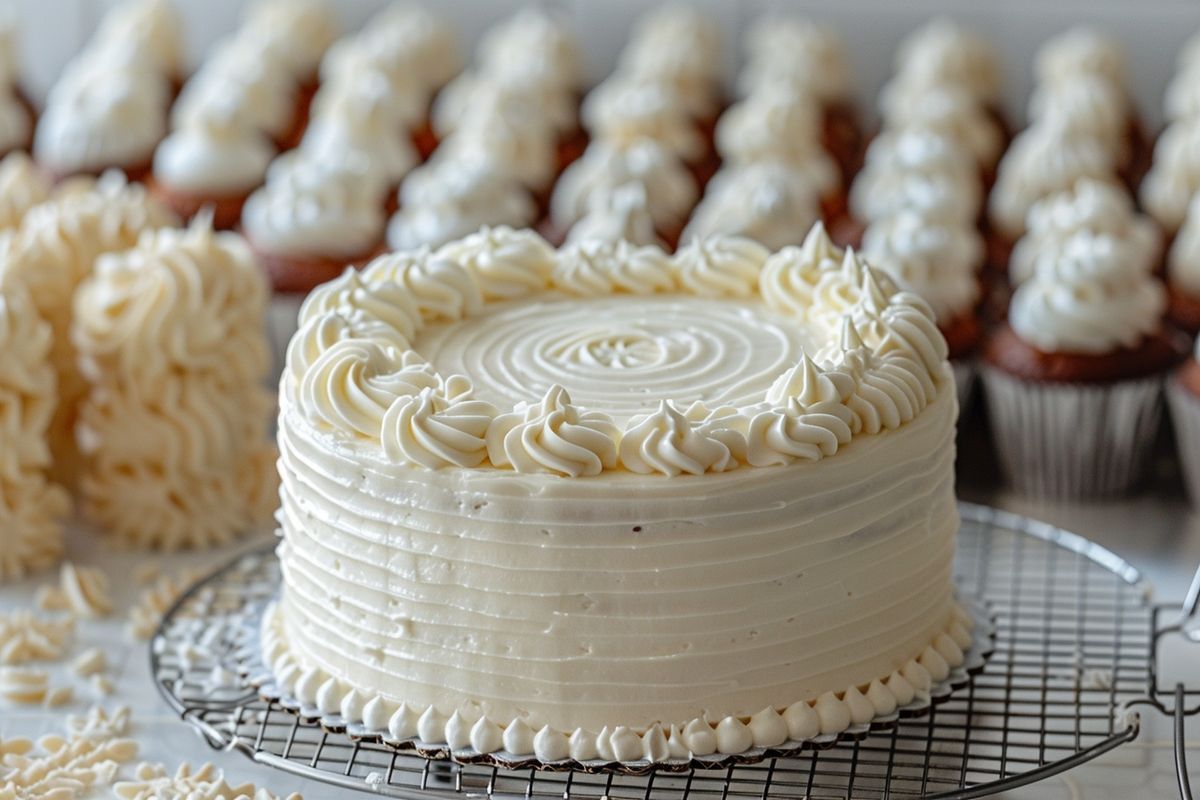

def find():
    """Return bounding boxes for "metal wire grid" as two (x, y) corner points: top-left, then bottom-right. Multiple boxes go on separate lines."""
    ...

(152, 504), (1163, 799)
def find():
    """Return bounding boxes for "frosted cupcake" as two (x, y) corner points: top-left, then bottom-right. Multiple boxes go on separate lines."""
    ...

(862, 210), (985, 406)
(982, 229), (1184, 498)
(681, 162), (823, 252)
(1140, 116), (1200, 236)
(149, 116), (275, 229)
(879, 86), (1005, 181)
(387, 160), (537, 252)
(1028, 76), (1134, 181)
(549, 138), (699, 248)
(241, 157), (388, 294)
(1009, 179), (1160, 285)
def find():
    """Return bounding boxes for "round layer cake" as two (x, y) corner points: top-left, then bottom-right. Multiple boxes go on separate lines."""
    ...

(267, 224), (969, 763)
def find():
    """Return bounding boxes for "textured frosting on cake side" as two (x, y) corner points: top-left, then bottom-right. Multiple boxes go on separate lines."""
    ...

(271, 225), (966, 761)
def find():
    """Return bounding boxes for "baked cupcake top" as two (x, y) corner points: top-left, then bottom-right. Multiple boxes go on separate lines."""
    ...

(551, 139), (698, 233)
(35, 67), (169, 174)
(153, 116), (275, 196)
(581, 79), (705, 162)
(1168, 193), (1200, 297)
(740, 17), (852, 102)
(851, 129), (981, 225)
(388, 162), (536, 253)
(567, 183), (662, 248)
(879, 85), (1004, 169)
(0, 152), (50, 231)
(988, 118), (1118, 238)
(1027, 75), (1128, 162)
(682, 162), (822, 252)
(240, 0), (336, 82)
(172, 36), (297, 140)
(862, 211), (982, 327)
(1140, 117), (1200, 233)
(1035, 27), (1128, 90)
(1010, 229), (1165, 354)
(242, 158), (386, 260)
(1010, 179), (1160, 283)
(891, 18), (1002, 106)
(714, 86), (836, 187)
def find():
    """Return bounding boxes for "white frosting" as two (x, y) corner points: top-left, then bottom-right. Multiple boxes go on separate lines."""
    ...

(714, 87), (839, 193)
(1165, 62), (1200, 123)
(433, 72), (576, 140)
(741, 17), (853, 102)
(1010, 229), (1166, 354)
(92, 0), (184, 80)
(1010, 179), (1161, 284)
(171, 36), (298, 140)
(1169, 193), (1200, 297)
(432, 112), (557, 192)
(988, 119), (1120, 238)
(1141, 117), (1200, 233)
(388, 163), (537, 253)
(878, 86), (1003, 169)
(35, 66), (168, 174)
(320, 3), (458, 93)
(1035, 27), (1127, 90)
(862, 211), (983, 325)
(672, 236), (770, 299)
(1027, 75), (1128, 163)
(891, 18), (1002, 105)
(551, 139), (698, 233)
(153, 118), (275, 195)
(474, 7), (583, 93)
(566, 183), (664, 248)
(616, 4), (721, 119)
(682, 162), (823, 252)
(240, 0), (336, 81)
(242, 158), (387, 259)
(433, 226), (555, 302)
(581, 78), (705, 162)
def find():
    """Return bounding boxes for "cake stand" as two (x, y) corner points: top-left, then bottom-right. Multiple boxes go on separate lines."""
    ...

(149, 503), (1200, 799)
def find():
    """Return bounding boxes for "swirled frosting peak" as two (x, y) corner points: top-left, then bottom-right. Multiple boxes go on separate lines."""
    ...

(434, 226), (554, 301)
(298, 268), (421, 342)
(380, 387), (499, 469)
(758, 222), (845, 318)
(553, 239), (675, 296)
(486, 385), (620, 477)
(619, 400), (737, 476)
(672, 236), (770, 298)
(362, 250), (483, 322)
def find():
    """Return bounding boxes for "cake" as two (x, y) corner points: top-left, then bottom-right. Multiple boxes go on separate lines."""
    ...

(264, 223), (970, 762)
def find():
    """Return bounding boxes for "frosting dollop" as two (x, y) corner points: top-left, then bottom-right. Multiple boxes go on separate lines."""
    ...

(486, 385), (620, 477)
(683, 162), (823, 251)
(362, 250), (483, 322)
(672, 236), (770, 299)
(433, 226), (554, 301)
(619, 400), (737, 475)
(152, 118), (275, 195)
(380, 387), (498, 468)
(1140, 116), (1200, 233)
(553, 239), (675, 295)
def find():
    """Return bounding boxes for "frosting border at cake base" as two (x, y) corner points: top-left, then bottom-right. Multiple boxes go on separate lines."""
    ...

(253, 596), (991, 767)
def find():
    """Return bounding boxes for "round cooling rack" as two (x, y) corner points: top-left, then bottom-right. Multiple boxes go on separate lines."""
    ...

(150, 502), (1200, 799)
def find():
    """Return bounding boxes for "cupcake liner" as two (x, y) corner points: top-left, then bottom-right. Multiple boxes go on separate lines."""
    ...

(951, 359), (976, 423)
(1167, 378), (1200, 505)
(980, 367), (1164, 500)
(267, 294), (304, 387)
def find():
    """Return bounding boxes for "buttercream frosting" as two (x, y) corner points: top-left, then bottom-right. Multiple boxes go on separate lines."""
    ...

(682, 162), (823, 251)
(891, 18), (1002, 105)
(551, 139), (698, 233)
(1035, 27), (1127, 90)
(1010, 179), (1161, 284)
(862, 211), (983, 325)
(1010, 229), (1166, 354)
(567, 183), (663, 248)
(581, 78), (705, 162)
(432, 72), (576, 140)
(475, 6), (584, 93)
(243, 157), (387, 259)
(153, 117), (275, 196)
(1027, 75), (1128, 163)
(388, 163), (537, 253)
(319, 3), (458, 92)
(672, 235), (770, 299)
(171, 36), (298, 140)
(240, 0), (336, 81)
(878, 86), (1004, 169)
(740, 17), (853, 102)
(618, 3), (721, 117)
(432, 112), (557, 192)
(1141, 116), (1200, 233)
(715, 86), (838, 189)
(92, 0), (184, 80)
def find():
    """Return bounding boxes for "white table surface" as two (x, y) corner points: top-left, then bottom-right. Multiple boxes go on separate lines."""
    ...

(2, 452), (1198, 799)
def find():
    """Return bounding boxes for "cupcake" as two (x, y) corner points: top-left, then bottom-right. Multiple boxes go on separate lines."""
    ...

(1140, 116), (1200, 237)
(148, 116), (275, 229)
(681, 161), (823, 252)
(548, 138), (699, 249)
(861, 209), (985, 406)
(987, 117), (1121, 271)
(1027, 75), (1135, 182)
(982, 229), (1185, 498)
(386, 160), (537, 253)
(1167, 338), (1200, 503)
(1009, 179), (1160, 285)
(1166, 193), (1200, 333)
(843, 128), (982, 247)
(740, 16), (859, 175)
(241, 157), (388, 295)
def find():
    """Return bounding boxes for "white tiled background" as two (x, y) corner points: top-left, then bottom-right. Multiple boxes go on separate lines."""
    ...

(15, 0), (1200, 130)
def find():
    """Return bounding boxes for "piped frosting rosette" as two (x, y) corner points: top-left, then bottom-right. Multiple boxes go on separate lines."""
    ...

(269, 222), (973, 763)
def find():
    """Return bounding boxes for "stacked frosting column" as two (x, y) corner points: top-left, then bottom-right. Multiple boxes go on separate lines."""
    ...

(387, 8), (578, 252)
(34, 0), (182, 181)
(72, 218), (278, 549)
(148, 0), (337, 228)
(681, 17), (849, 250)
(548, 6), (724, 248)
(988, 29), (1133, 272)
(849, 20), (999, 406)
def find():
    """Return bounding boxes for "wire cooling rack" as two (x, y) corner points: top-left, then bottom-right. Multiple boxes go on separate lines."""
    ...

(150, 502), (1200, 799)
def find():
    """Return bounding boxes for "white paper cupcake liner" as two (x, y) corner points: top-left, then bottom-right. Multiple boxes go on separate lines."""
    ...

(1167, 377), (1200, 505)
(980, 367), (1164, 500)
(267, 294), (304, 386)
(952, 359), (976, 422)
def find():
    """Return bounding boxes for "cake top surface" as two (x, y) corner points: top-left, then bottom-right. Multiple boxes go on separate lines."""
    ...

(284, 224), (952, 478)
